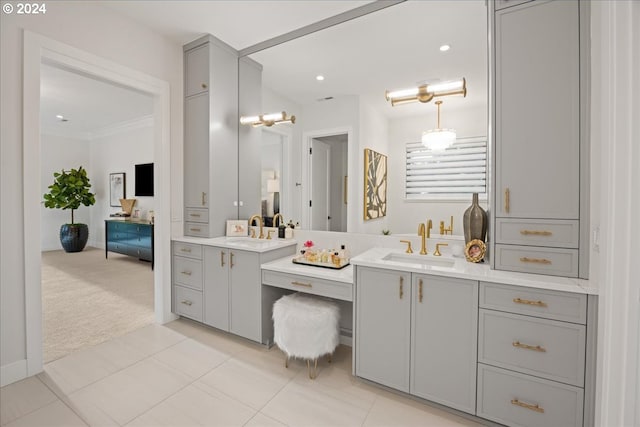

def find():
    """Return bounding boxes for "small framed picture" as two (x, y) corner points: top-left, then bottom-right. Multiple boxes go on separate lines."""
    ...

(109, 172), (126, 207)
(465, 239), (486, 263)
(226, 220), (248, 237)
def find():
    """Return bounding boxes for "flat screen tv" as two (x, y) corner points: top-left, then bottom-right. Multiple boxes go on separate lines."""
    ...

(135, 163), (154, 196)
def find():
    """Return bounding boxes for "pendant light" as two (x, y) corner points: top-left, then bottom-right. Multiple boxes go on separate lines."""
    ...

(422, 100), (456, 151)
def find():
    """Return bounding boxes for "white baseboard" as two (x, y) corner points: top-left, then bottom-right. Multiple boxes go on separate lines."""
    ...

(1, 359), (28, 387)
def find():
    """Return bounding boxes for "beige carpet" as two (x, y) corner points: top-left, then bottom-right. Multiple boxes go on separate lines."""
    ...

(41, 247), (154, 363)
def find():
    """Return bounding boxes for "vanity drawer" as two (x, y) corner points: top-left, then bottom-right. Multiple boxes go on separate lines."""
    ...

(174, 285), (203, 322)
(185, 207), (208, 224)
(494, 244), (578, 277)
(480, 282), (587, 323)
(173, 256), (203, 290)
(185, 222), (210, 237)
(262, 270), (352, 302)
(477, 364), (583, 427)
(479, 309), (586, 386)
(173, 241), (202, 260)
(495, 218), (579, 248)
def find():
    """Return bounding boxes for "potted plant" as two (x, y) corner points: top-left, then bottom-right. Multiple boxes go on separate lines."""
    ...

(43, 166), (96, 252)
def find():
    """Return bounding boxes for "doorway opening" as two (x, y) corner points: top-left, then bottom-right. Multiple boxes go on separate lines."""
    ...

(308, 133), (348, 232)
(23, 32), (172, 376)
(40, 62), (156, 363)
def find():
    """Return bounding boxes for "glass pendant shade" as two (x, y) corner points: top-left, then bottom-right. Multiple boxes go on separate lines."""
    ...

(422, 128), (456, 150)
(422, 100), (455, 150)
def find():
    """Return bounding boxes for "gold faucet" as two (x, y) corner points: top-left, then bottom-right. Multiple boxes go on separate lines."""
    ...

(426, 219), (432, 239)
(400, 240), (413, 254)
(418, 223), (427, 255)
(440, 216), (453, 235)
(273, 213), (284, 228)
(249, 214), (264, 239)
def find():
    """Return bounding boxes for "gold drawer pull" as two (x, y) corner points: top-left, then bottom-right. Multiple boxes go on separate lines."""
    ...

(504, 188), (510, 213)
(291, 281), (312, 288)
(520, 230), (552, 236)
(190, 213), (201, 218)
(513, 341), (547, 352)
(220, 251), (226, 267)
(181, 270), (192, 276)
(520, 257), (552, 265)
(399, 276), (404, 299)
(513, 297), (548, 307)
(201, 192), (206, 206)
(511, 399), (544, 414)
(418, 278), (423, 303)
(230, 252), (235, 268)
(180, 248), (192, 253)
(181, 300), (193, 306)
(190, 228), (201, 232)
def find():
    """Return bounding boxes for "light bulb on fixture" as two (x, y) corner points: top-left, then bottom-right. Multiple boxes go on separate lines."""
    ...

(422, 100), (456, 151)
(240, 111), (295, 127)
(385, 77), (466, 106)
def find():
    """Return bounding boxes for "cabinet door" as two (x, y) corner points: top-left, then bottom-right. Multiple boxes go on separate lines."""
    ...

(355, 267), (411, 393)
(185, 44), (209, 97)
(203, 246), (229, 331)
(184, 93), (210, 209)
(229, 250), (261, 342)
(411, 275), (478, 414)
(495, 0), (580, 219)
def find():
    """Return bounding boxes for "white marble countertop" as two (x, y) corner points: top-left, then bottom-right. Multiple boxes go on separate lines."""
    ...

(173, 236), (297, 253)
(351, 247), (598, 295)
(261, 255), (354, 284)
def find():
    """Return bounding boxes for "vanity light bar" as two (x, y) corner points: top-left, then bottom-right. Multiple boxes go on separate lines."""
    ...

(239, 111), (296, 127)
(385, 78), (466, 106)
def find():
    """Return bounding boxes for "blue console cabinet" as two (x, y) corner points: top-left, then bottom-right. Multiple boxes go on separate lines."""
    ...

(105, 219), (154, 269)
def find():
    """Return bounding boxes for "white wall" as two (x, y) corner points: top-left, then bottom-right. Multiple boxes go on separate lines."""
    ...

(387, 104), (488, 236)
(90, 123), (155, 247)
(1, 2), (182, 383)
(40, 134), (92, 251)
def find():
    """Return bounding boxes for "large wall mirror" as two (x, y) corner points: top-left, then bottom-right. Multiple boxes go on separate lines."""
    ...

(239, 0), (487, 235)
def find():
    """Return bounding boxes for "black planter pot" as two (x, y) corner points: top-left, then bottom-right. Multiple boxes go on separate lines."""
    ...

(60, 223), (89, 252)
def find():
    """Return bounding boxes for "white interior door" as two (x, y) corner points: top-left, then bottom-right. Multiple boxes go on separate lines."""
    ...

(311, 140), (331, 231)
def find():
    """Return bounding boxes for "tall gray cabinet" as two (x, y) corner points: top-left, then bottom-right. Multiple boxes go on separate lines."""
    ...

(491, 0), (589, 278)
(183, 35), (239, 237)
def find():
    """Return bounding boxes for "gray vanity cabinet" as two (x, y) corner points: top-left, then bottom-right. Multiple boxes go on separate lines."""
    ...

(203, 246), (230, 331)
(200, 243), (296, 343)
(355, 267), (478, 414)
(492, 0), (589, 278)
(355, 267), (411, 392)
(411, 274), (478, 414)
(183, 35), (239, 237)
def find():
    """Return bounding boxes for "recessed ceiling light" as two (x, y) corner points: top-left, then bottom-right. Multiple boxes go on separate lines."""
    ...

(56, 114), (69, 122)
(439, 44), (451, 52)
(316, 75), (325, 81)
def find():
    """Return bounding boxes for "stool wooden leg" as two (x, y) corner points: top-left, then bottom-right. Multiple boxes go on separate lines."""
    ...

(285, 355), (289, 369)
(327, 353), (332, 364)
(307, 359), (318, 379)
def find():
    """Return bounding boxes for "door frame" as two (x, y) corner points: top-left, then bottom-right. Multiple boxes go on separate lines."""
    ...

(23, 31), (174, 377)
(301, 127), (352, 229)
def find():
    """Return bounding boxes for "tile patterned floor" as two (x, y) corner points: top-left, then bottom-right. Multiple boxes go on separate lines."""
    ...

(1, 319), (484, 426)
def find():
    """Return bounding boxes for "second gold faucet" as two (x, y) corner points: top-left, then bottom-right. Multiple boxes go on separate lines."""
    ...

(417, 219), (433, 255)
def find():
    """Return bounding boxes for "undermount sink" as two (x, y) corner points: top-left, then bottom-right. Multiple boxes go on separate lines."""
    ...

(225, 237), (284, 249)
(382, 252), (455, 268)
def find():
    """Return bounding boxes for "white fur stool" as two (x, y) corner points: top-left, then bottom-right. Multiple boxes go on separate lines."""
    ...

(273, 293), (340, 379)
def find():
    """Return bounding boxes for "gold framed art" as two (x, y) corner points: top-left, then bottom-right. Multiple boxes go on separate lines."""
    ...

(464, 239), (486, 263)
(363, 148), (387, 221)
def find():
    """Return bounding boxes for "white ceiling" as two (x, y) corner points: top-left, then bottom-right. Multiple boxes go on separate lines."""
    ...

(41, 1), (487, 135)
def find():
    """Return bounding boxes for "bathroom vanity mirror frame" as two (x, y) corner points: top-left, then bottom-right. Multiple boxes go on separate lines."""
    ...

(237, 0), (488, 235)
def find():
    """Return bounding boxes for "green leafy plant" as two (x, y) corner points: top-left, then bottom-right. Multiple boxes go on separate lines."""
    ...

(43, 166), (96, 224)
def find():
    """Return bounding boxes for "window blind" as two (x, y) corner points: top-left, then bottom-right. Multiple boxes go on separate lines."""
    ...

(405, 136), (487, 200)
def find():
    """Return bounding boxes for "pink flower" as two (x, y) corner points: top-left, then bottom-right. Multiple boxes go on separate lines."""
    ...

(303, 240), (314, 248)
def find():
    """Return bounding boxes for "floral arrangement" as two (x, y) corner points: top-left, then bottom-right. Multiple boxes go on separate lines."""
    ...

(303, 240), (314, 249)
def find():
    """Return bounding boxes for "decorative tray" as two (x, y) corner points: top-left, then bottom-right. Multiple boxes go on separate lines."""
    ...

(292, 256), (350, 270)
